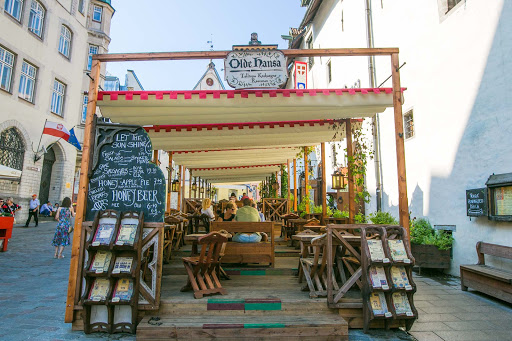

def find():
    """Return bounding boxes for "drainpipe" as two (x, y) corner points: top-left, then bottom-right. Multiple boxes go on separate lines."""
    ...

(365, 0), (383, 212)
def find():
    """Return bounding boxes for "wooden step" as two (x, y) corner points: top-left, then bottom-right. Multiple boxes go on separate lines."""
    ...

(136, 314), (348, 340)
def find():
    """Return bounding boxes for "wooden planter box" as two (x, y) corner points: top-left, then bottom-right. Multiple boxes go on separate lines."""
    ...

(0, 216), (14, 252)
(411, 243), (451, 270)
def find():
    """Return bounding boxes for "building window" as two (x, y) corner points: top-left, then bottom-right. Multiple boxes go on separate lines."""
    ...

(18, 61), (36, 102)
(0, 46), (15, 92)
(327, 60), (332, 83)
(81, 94), (88, 123)
(28, 1), (45, 37)
(78, 0), (85, 14)
(306, 35), (314, 69)
(404, 109), (415, 139)
(58, 25), (72, 58)
(93, 5), (102, 22)
(0, 127), (25, 171)
(50, 79), (65, 116)
(446, 0), (462, 13)
(87, 45), (98, 71)
(4, 0), (23, 21)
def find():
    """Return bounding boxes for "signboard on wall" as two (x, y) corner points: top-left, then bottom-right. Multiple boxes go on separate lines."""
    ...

(224, 50), (287, 89)
(294, 61), (307, 89)
(466, 188), (487, 217)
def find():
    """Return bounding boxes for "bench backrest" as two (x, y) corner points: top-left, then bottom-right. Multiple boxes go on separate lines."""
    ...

(211, 221), (273, 234)
(477, 241), (512, 264)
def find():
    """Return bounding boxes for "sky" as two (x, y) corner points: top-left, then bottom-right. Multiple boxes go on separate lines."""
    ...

(106, 1), (307, 90)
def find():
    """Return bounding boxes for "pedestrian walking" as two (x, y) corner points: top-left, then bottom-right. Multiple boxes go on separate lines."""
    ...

(52, 197), (75, 259)
(25, 194), (40, 227)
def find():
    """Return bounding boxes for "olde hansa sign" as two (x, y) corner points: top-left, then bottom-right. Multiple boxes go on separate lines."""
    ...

(224, 50), (288, 89)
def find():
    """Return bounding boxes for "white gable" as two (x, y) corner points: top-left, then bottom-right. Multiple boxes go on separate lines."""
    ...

(193, 62), (225, 90)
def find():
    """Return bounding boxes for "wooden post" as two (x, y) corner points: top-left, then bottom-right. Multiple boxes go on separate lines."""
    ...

(167, 152), (172, 213)
(181, 166), (186, 209)
(276, 171), (279, 197)
(193, 176), (197, 198)
(293, 158), (297, 212)
(304, 146), (310, 213)
(346, 119), (355, 224)
(189, 170), (192, 201)
(177, 165), (182, 211)
(321, 143), (327, 222)
(287, 159), (291, 214)
(153, 150), (158, 164)
(65, 59), (101, 323)
(391, 53), (410, 237)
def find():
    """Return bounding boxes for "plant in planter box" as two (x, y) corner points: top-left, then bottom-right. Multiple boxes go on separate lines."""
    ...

(369, 211), (399, 225)
(332, 210), (348, 219)
(410, 218), (453, 270)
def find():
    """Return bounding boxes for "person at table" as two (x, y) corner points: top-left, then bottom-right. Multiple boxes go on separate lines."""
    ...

(241, 192), (249, 200)
(40, 201), (53, 217)
(200, 198), (215, 221)
(251, 201), (265, 222)
(229, 193), (237, 202)
(217, 202), (236, 221)
(233, 198), (262, 243)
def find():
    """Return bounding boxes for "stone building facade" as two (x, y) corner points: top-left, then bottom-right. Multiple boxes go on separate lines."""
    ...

(0, 0), (114, 222)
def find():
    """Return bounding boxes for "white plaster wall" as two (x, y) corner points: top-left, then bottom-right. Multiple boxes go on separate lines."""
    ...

(303, 0), (512, 274)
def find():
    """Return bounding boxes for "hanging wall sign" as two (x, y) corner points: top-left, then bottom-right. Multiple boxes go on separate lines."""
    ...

(466, 188), (487, 217)
(85, 122), (166, 222)
(224, 50), (287, 89)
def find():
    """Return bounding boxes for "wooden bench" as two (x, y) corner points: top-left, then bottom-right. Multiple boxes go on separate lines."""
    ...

(460, 242), (512, 303)
(210, 221), (275, 267)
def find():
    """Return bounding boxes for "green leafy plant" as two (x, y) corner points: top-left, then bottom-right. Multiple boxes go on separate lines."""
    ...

(355, 212), (367, 223)
(332, 210), (349, 219)
(0, 212), (13, 217)
(410, 218), (453, 250)
(280, 166), (288, 198)
(369, 211), (399, 225)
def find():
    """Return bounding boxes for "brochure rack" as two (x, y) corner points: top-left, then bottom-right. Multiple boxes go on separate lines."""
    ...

(81, 210), (143, 334)
(360, 225), (418, 333)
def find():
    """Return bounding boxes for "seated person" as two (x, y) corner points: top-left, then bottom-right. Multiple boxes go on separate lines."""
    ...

(241, 192), (249, 200)
(52, 203), (59, 216)
(218, 202), (236, 221)
(233, 198), (262, 243)
(200, 198), (215, 221)
(40, 201), (53, 216)
(251, 201), (265, 222)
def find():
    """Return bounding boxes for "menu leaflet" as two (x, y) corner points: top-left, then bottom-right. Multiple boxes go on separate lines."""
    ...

(367, 240), (389, 262)
(392, 292), (413, 316)
(391, 266), (412, 290)
(112, 279), (134, 302)
(88, 278), (110, 301)
(388, 240), (410, 263)
(115, 224), (137, 246)
(90, 251), (112, 273)
(112, 257), (133, 274)
(369, 266), (389, 290)
(370, 292), (391, 317)
(92, 223), (116, 246)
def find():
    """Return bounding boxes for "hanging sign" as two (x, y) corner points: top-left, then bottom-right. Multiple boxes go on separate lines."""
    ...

(225, 50), (287, 89)
(294, 61), (307, 89)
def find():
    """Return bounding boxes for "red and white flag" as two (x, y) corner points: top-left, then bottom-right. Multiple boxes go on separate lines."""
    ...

(43, 121), (70, 141)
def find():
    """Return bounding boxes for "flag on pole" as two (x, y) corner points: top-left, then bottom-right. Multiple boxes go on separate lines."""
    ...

(43, 121), (71, 141)
(68, 128), (82, 151)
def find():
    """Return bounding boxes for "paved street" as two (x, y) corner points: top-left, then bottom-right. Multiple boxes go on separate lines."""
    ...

(1, 221), (511, 341)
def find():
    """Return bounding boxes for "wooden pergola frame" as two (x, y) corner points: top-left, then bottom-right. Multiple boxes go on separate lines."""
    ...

(65, 47), (409, 322)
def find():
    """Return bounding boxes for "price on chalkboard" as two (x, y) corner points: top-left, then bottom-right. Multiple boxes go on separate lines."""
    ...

(85, 126), (165, 222)
(466, 188), (488, 217)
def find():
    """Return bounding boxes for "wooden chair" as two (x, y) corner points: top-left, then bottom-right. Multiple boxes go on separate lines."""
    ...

(163, 225), (176, 263)
(300, 234), (340, 298)
(181, 232), (228, 299)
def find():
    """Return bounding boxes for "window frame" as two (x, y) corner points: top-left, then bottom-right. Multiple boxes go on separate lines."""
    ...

(4, 0), (24, 22)
(87, 45), (99, 71)
(78, 0), (85, 14)
(0, 46), (15, 93)
(18, 60), (37, 103)
(403, 109), (415, 140)
(28, 0), (45, 38)
(0, 127), (25, 171)
(58, 25), (72, 59)
(92, 5), (103, 22)
(50, 79), (66, 116)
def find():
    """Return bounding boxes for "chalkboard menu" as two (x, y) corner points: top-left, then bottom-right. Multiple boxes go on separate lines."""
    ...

(85, 124), (165, 222)
(466, 188), (487, 217)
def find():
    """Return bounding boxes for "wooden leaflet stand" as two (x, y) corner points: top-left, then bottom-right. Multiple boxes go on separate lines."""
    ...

(360, 225), (417, 332)
(81, 210), (144, 334)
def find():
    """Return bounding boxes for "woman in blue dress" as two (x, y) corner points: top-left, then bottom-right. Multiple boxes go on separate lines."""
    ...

(52, 197), (75, 259)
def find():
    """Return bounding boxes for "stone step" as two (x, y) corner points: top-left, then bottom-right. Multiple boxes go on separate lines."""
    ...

(137, 314), (348, 340)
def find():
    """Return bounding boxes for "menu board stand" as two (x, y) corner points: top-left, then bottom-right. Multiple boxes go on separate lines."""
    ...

(360, 225), (418, 333)
(81, 210), (143, 334)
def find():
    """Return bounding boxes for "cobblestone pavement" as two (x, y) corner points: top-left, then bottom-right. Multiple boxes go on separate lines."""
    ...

(6, 221), (509, 340)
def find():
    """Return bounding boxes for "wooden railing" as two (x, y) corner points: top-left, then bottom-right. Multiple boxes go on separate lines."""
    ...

(262, 198), (290, 221)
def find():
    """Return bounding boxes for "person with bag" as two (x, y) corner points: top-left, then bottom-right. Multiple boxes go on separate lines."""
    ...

(51, 197), (75, 259)
(1, 197), (21, 224)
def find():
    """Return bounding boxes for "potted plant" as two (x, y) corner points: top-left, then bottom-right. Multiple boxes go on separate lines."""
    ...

(0, 212), (15, 251)
(409, 218), (453, 272)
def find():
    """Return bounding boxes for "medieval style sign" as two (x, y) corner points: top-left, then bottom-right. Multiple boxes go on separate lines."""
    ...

(225, 50), (287, 89)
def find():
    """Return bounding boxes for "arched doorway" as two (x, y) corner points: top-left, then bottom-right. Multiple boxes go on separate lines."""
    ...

(39, 147), (56, 205)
